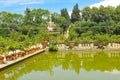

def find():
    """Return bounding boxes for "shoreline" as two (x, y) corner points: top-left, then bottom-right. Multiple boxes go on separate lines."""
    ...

(58, 48), (120, 51)
(0, 48), (119, 71)
(0, 49), (45, 71)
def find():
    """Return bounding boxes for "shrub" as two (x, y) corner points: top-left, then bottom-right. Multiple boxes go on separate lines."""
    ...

(49, 43), (58, 51)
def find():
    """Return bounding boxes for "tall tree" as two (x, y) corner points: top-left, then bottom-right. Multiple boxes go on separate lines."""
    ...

(90, 7), (99, 23)
(115, 5), (120, 22)
(0, 12), (13, 23)
(61, 8), (71, 33)
(71, 4), (81, 23)
(24, 8), (32, 25)
(82, 6), (91, 21)
(52, 12), (61, 23)
(61, 8), (70, 24)
(12, 13), (24, 25)
(31, 8), (49, 26)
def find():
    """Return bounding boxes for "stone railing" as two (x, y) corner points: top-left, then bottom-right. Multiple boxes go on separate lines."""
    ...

(107, 43), (120, 49)
(57, 43), (69, 50)
(78, 43), (94, 49)
(57, 42), (120, 50)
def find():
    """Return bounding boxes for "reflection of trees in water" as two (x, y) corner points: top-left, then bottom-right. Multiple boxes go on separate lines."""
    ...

(1, 51), (120, 80)
(94, 51), (110, 71)
(62, 53), (81, 74)
(61, 58), (69, 70)
(83, 51), (120, 72)
(71, 60), (81, 74)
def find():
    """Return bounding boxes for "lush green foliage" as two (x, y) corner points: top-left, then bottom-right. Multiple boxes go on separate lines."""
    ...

(71, 4), (81, 23)
(49, 43), (58, 51)
(0, 8), (51, 54)
(0, 4), (120, 54)
(0, 7), (68, 54)
(68, 5), (120, 45)
(61, 8), (70, 33)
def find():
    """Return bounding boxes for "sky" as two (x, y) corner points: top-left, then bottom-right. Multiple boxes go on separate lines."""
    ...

(0, 0), (120, 14)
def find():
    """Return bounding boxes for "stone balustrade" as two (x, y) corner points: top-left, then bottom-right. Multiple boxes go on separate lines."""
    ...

(57, 43), (69, 50)
(57, 42), (120, 50)
(78, 43), (94, 49)
(107, 43), (120, 49)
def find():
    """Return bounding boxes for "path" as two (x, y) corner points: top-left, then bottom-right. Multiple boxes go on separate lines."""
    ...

(64, 25), (71, 39)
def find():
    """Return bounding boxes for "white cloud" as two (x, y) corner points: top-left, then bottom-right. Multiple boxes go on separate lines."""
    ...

(90, 0), (120, 8)
(4, 0), (21, 6)
(0, 0), (44, 7)
(68, 11), (72, 16)
(20, 0), (44, 5)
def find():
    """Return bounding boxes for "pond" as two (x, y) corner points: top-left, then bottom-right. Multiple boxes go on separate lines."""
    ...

(0, 50), (120, 80)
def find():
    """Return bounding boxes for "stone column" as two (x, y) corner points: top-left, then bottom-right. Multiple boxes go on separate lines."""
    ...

(90, 43), (94, 48)
(87, 44), (89, 49)
(88, 43), (91, 49)
(81, 44), (83, 49)
(87, 44), (88, 49)
(118, 43), (120, 48)
(117, 43), (119, 48)
(86, 44), (88, 49)
(112, 43), (114, 49)
(78, 43), (82, 48)
(83, 44), (85, 49)
(111, 43), (113, 48)
(84, 43), (86, 49)
(116, 43), (118, 49)
(115, 43), (116, 48)
(108, 43), (110, 48)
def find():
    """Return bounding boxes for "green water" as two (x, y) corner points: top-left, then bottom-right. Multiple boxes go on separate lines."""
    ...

(0, 50), (120, 80)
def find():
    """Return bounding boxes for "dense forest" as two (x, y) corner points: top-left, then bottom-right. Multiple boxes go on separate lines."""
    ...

(0, 4), (120, 54)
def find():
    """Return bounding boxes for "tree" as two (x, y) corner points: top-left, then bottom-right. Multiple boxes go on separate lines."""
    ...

(114, 22), (120, 35)
(61, 8), (71, 24)
(61, 8), (71, 33)
(82, 6), (91, 21)
(0, 12), (13, 23)
(69, 28), (78, 41)
(52, 12), (61, 23)
(31, 8), (49, 26)
(52, 12), (68, 33)
(59, 17), (68, 33)
(12, 13), (24, 25)
(71, 4), (81, 23)
(90, 7), (99, 23)
(24, 8), (32, 25)
(115, 5), (120, 22)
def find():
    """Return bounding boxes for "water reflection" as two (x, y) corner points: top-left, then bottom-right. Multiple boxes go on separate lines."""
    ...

(0, 51), (120, 80)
